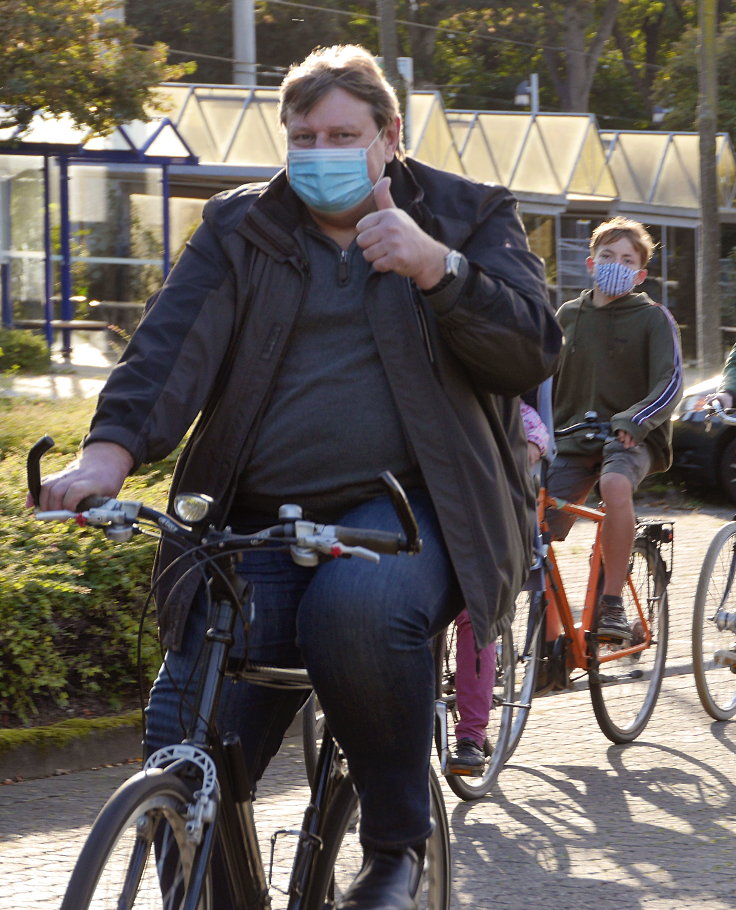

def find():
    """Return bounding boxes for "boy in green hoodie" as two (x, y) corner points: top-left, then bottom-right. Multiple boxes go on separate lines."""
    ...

(548, 217), (683, 640)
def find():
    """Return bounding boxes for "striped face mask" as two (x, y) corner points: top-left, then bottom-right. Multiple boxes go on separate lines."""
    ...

(593, 261), (640, 297)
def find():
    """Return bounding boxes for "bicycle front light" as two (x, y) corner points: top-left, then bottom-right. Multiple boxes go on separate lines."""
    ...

(174, 493), (214, 524)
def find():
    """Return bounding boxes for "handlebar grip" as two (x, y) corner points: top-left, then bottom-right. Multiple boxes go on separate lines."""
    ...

(76, 495), (109, 511)
(332, 526), (406, 555)
(27, 435), (55, 506)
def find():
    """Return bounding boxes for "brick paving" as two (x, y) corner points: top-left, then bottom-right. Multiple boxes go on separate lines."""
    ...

(1, 496), (734, 909)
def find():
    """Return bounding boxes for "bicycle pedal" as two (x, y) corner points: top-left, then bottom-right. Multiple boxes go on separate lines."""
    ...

(448, 765), (484, 777)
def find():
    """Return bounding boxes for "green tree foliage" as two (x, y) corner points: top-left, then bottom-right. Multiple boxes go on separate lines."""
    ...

(654, 10), (736, 136)
(0, 0), (191, 135)
(126, 0), (233, 84)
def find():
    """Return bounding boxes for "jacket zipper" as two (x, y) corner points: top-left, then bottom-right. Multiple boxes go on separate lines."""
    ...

(409, 280), (436, 367)
(338, 249), (349, 285)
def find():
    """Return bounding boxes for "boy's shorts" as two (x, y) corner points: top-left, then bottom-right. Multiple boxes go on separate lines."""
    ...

(545, 438), (652, 541)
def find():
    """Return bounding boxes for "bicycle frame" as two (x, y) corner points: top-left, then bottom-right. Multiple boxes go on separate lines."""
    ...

(538, 488), (656, 673)
(142, 552), (346, 910)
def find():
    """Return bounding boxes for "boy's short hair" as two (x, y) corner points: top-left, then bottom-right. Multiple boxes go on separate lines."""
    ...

(589, 216), (655, 267)
(279, 45), (400, 136)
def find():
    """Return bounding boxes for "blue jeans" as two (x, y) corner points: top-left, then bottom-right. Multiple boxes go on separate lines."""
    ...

(145, 490), (459, 850)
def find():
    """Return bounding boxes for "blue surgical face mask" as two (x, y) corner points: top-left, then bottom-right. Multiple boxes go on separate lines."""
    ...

(286, 130), (384, 214)
(593, 260), (641, 297)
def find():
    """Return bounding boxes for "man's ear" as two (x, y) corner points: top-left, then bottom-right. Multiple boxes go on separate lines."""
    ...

(383, 116), (401, 161)
(585, 256), (595, 275)
(634, 268), (648, 286)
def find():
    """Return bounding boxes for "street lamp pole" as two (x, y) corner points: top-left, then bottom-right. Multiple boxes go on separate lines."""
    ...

(697, 0), (721, 373)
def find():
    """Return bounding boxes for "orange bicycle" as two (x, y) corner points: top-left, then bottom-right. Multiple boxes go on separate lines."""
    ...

(507, 413), (673, 754)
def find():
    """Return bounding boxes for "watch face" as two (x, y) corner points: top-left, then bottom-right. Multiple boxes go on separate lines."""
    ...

(446, 250), (462, 276)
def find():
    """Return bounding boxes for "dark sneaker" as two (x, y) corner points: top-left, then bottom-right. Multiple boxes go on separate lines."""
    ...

(597, 596), (632, 642)
(448, 738), (485, 776)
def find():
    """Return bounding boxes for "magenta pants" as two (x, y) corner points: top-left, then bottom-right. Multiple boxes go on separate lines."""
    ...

(454, 607), (496, 747)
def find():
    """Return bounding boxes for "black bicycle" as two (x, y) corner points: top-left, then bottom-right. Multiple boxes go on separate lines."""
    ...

(691, 401), (736, 721)
(27, 437), (452, 910)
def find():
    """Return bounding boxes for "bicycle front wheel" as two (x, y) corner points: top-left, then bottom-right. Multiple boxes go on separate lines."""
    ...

(435, 621), (514, 800)
(306, 769), (451, 910)
(589, 541), (669, 743)
(505, 589), (544, 761)
(61, 769), (214, 910)
(301, 692), (326, 786)
(692, 521), (736, 720)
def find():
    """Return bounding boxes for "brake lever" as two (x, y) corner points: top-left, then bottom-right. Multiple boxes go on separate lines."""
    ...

(379, 471), (422, 554)
(27, 435), (55, 506)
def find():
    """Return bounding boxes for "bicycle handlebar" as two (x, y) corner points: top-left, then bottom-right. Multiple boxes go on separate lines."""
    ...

(28, 437), (423, 564)
(555, 411), (613, 442)
(706, 399), (736, 427)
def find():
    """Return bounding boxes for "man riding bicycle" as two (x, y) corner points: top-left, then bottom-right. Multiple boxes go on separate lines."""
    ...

(32, 44), (560, 910)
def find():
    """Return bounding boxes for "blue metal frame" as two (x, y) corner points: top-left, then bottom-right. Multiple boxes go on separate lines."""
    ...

(0, 117), (197, 354)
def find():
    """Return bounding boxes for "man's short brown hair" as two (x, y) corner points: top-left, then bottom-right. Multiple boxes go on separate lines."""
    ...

(279, 45), (400, 134)
(590, 216), (655, 268)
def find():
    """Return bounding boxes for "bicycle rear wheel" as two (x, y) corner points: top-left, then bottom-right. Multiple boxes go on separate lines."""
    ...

(435, 621), (514, 800)
(505, 589), (545, 761)
(692, 521), (736, 720)
(306, 769), (451, 910)
(589, 541), (669, 742)
(61, 768), (214, 909)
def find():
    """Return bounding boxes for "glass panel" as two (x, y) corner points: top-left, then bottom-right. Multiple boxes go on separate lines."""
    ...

(226, 96), (284, 165)
(1, 157), (46, 321)
(174, 96), (220, 162)
(535, 116), (589, 190)
(608, 133), (670, 203)
(510, 123), (561, 195)
(477, 114), (529, 186)
(20, 113), (87, 146)
(143, 124), (195, 160)
(411, 104), (463, 174)
(406, 94), (437, 155)
(446, 112), (476, 155)
(653, 135), (698, 208)
(153, 84), (191, 124)
(460, 127), (501, 184)
(570, 126), (617, 198)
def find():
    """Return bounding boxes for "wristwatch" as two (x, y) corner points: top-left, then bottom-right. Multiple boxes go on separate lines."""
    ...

(424, 249), (464, 295)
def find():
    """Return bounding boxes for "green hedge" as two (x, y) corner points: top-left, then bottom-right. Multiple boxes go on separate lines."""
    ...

(0, 397), (177, 724)
(0, 328), (51, 373)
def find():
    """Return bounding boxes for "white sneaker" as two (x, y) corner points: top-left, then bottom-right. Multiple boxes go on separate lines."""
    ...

(713, 647), (736, 669)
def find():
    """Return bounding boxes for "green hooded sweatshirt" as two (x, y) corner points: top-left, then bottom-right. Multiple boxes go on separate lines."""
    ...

(553, 289), (683, 473)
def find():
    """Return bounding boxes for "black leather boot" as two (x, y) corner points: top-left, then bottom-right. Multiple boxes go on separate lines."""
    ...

(336, 845), (424, 910)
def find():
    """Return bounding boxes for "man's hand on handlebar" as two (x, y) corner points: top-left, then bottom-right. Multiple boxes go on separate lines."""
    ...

(27, 441), (134, 512)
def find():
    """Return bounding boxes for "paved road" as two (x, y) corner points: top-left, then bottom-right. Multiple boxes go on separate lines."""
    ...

(1, 498), (735, 909)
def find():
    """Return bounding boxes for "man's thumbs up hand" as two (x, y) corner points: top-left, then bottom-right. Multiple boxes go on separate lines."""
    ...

(372, 176), (396, 210)
(356, 177), (449, 286)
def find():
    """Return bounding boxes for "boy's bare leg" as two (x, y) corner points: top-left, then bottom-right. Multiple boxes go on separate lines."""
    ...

(598, 472), (636, 638)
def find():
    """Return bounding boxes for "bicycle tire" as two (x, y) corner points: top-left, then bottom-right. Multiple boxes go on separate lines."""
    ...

(589, 540), (669, 743)
(505, 589), (545, 761)
(61, 768), (214, 910)
(306, 769), (451, 910)
(301, 692), (326, 787)
(692, 521), (736, 720)
(435, 621), (514, 800)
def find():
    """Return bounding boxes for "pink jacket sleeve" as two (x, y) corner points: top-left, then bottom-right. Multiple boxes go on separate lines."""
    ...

(520, 401), (550, 457)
